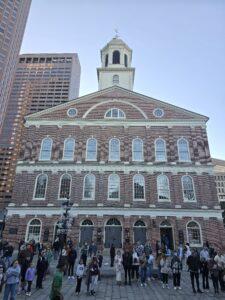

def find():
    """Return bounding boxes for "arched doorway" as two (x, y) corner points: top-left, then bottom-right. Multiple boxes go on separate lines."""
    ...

(160, 220), (174, 250)
(26, 219), (42, 243)
(105, 218), (122, 248)
(80, 219), (94, 246)
(133, 220), (146, 245)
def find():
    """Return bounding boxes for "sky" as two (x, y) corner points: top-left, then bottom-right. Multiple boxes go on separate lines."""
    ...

(21, 0), (225, 159)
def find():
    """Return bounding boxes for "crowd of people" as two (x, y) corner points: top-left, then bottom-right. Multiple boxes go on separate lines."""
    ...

(0, 238), (225, 299)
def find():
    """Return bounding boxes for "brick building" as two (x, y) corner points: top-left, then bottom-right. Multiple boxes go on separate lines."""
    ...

(4, 37), (225, 251)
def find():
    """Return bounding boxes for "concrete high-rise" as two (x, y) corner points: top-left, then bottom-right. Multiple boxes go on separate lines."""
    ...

(0, 0), (31, 132)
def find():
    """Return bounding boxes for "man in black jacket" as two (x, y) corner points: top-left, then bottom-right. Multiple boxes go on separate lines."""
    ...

(187, 248), (203, 294)
(122, 249), (132, 285)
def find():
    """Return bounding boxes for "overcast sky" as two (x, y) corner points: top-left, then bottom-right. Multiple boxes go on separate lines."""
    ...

(21, 0), (225, 159)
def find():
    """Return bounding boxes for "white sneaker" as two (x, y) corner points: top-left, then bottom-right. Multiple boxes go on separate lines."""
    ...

(141, 283), (143, 287)
(144, 283), (147, 287)
(162, 284), (165, 289)
(174, 287), (177, 290)
(71, 276), (75, 279)
(68, 276), (71, 279)
(178, 286), (182, 290)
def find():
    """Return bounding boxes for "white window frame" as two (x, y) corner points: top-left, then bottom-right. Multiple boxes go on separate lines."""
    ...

(157, 174), (170, 202)
(109, 138), (120, 161)
(108, 174), (120, 200)
(33, 174), (48, 200)
(132, 138), (144, 162)
(62, 138), (75, 161)
(186, 220), (203, 247)
(58, 173), (72, 200)
(133, 174), (145, 201)
(104, 108), (126, 119)
(25, 218), (42, 243)
(86, 138), (97, 161)
(182, 175), (196, 202)
(112, 74), (119, 85)
(39, 137), (53, 161)
(177, 138), (191, 162)
(83, 174), (95, 200)
(155, 138), (167, 162)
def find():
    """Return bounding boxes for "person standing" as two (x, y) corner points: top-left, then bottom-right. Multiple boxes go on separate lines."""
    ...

(3, 260), (21, 300)
(200, 257), (209, 291)
(110, 244), (116, 267)
(75, 258), (85, 296)
(81, 243), (88, 267)
(49, 263), (65, 300)
(132, 250), (139, 281)
(209, 261), (219, 294)
(89, 257), (99, 296)
(146, 251), (154, 282)
(214, 250), (225, 292)
(53, 238), (60, 260)
(0, 256), (6, 293)
(67, 246), (77, 279)
(122, 249), (132, 285)
(171, 251), (182, 290)
(139, 253), (147, 287)
(25, 262), (36, 296)
(36, 253), (46, 289)
(187, 249), (203, 294)
(115, 250), (123, 285)
(160, 254), (170, 289)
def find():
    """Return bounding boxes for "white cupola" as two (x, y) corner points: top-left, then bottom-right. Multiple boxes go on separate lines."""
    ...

(97, 36), (135, 90)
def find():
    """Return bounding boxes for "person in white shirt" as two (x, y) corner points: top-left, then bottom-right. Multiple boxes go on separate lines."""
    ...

(75, 258), (85, 295)
(214, 250), (225, 292)
(200, 246), (209, 261)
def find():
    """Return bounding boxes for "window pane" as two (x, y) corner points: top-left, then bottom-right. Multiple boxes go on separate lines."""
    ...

(63, 138), (75, 160)
(133, 139), (143, 161)
(84, 175), (95, 199)
(178, 139), (190, 161)
(86, 139), (97, 160)
(187, 222), (201, 245)
(109, 139), (120, 161)
(40, 138), (52, 160)
(108, 174), (120, 199)
(59, 174), (71, 199)
(157, 175), (170, 200)
(183, 176), (195, 201)
(34, 175), (47, 199)
(134, 175), (145, 199)
(155, 139), (166, 161)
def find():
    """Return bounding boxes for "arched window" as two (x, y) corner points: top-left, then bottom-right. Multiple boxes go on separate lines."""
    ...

(86, 138), (97, 161)
(112, 74), (119, 85)
(105, 54), (108, 67)
(109, 138), (120, 161)
(157, 174), (170, 201)
(105, 108), (125, 119)
(34, 174), (47, 199)
(132, 138), (144, 161)
(63, 138), (75, 160)
(108, 174), (120, 199)
(83, 174), (95, 199)
(134, 220), (146, 227)
(187, 221), (202, 247)
(155, 138), (167, 161)
(182, 175), (196, 201)
(39, 137), (52, 161)
(81, 219), (93, 226)
(59, 174), (71, 199)
(133, 174), (145, 200)
(26, 219), (41, 242)
(106, 218), (121, 226)
(112, 50), (120, 64)
(178, 138), (190, 162)
(124, 54), (128, 67)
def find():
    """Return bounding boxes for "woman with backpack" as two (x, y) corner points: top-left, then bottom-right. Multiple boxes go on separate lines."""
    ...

(171, 251), (182, 290)
(160, 254), (171, 289)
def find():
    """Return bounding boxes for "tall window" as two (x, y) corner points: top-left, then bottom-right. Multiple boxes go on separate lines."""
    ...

(187, 221), (202, 246)
(109, 138), (120, 161)
(26, 219), (41, 242)
(108, 174), (120, 199)
(86, 138), (97, 161)
(39, 137), (52, 161)
(132, 138), (144, 161)
(178, 138), (190, 162)
(113, 50), (120, 64)
(59, 174), (71, 199)
(157, 174), (170, 201)
(63, 138), (75, 160)
(113, 74), (119, 85)
(124, 54), (128, 67)
(105, 54), (108, 67)
(34, 174), (47, 199)
(155, 138), (167, 161)
(182, 175), (196, 201)
(105, 108), (125, 119)
(83, 174), (95, 199)
(133, 174), (145, 200)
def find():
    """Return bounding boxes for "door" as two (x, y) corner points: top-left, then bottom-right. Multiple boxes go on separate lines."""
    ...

(80, 226), (93, 246)
(160, 228), (174, 250)
(134, 227), (146, 245)
(105, 226), (122, 248)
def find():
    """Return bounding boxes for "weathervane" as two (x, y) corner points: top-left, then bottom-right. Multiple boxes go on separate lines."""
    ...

(114, 28), (119, 38)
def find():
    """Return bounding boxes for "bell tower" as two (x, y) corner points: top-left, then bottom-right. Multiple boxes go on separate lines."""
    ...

(97, 36), (135, 90)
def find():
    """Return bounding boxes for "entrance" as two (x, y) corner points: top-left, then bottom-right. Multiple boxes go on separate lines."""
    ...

(105, 218), (122, 248)
(80, 220), (94, 246)
(160, 221), (174, 250)
(133, 220), (146, 245)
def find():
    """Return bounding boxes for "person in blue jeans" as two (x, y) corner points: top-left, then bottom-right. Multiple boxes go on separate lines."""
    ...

(147, 251), (155, 281)
(139, 254), (147, 286)
(3, 260), (21, 300)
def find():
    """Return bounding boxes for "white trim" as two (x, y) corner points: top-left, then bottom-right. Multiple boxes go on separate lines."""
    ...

(177, 137), (191, 163)
(62, 138), (75, 161)
(25, 218), (42, 243)
(107, 173), (120, 200)
(33, 174), (48, 200)
(86, 138), (97, 161)
(104, 108), (126, 119)
(132, 138), (144, 162)
(155, 138), (167, 162)
(186, 220), (203, 247)
(58, 173), (72, 200)
(67, 108), (78, 118)
(109, 138), (120, 161)
(133, 174), (145, 200)
(82, 173), (96, 200)
(181, 175), (197, 203)
(157, 174), (171, 202)
(39, 137), (53, 161)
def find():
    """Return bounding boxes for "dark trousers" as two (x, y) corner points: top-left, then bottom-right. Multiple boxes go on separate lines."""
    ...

(190, 271), (200, 291)
(162, 273), (168, 285)
(27, 281), (32, 293)
(36, 273), (44, 288)
(68, 262), (75, 276)
(211, 275), (219, 293)
(219, 270), (225, 291)
(132, 265), (139, 280)
(75, 277), (82, 293)
(173, 273), (181, 287)
(124, 267), (131, 283)
(110, 255), (115, 267)
(202, 271), (209, 289)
